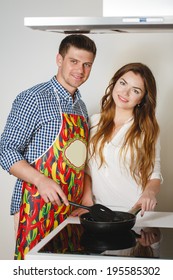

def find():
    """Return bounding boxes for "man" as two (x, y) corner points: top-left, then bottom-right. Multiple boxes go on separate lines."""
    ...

(0, 34), (96, 259)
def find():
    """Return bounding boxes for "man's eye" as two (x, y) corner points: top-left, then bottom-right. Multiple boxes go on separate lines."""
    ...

(84, 63), (92, 68)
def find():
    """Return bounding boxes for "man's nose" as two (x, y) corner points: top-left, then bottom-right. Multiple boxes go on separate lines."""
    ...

(76, 64), (84, 73)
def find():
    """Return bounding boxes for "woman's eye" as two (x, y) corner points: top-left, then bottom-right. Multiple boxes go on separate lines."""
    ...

(133, 89), (140, 94)
(120, 80), (125, 85)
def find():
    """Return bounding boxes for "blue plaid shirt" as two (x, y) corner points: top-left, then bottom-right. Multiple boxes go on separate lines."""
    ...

(0, 76), (88, 215)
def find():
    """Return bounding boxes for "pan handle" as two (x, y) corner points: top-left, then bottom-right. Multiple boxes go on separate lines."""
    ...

(68, 200), (90, 211)
(128, 206), (141, 216)
(60, 197), (90, 211)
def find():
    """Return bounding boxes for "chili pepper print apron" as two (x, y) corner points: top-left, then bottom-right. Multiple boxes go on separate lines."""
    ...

(14, 113), (88, 260)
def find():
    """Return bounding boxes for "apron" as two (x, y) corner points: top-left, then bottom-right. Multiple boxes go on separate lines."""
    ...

(14, 112), (88, 259)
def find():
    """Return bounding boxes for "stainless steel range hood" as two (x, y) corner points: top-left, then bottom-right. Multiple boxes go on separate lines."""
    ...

(24, 16), (173, 34)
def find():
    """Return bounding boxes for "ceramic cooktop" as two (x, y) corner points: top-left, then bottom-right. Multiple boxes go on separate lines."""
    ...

(38, 223), (173, 259)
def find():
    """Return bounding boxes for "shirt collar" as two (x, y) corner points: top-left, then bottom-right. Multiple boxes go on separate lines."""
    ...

(51, 76), (82, 102)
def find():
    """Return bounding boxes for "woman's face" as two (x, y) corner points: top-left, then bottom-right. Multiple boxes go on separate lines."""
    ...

(112, 71), (145, 112)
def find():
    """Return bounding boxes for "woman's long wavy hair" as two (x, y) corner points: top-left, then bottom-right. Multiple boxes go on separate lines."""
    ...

(89, 63), (160, 190)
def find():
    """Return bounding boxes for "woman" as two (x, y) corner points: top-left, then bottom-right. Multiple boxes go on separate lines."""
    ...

(72, 62), (162, 217)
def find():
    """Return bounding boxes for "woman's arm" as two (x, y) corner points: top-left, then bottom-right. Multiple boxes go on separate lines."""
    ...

(133, 136), (162, 216)
(81, 173), (94, 205)
(71, 173), (94, 216)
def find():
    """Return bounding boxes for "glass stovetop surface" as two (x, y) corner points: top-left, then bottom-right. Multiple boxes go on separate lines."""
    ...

(38, 223), (173, 259)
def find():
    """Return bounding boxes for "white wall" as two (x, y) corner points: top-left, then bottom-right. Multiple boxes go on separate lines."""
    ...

(103, 0), (173, 16)
(0, 0), (173, 260)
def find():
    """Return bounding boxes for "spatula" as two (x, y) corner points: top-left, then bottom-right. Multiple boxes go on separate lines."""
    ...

(68, 200), (115, 222)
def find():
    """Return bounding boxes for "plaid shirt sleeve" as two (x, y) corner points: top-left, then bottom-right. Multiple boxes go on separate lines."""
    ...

(0, 90), (39, 172)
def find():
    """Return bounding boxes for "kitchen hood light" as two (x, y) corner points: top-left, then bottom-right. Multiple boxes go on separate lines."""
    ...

(122, 17), (164, 23)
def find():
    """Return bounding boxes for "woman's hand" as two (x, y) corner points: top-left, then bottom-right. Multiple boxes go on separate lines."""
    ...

(132, 179), (160, 216)
(133, 190), (157, 217)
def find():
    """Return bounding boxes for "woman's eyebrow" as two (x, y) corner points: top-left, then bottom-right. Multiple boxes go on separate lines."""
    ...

(120, 78), (127, 83)
(120, 78), (143, 92)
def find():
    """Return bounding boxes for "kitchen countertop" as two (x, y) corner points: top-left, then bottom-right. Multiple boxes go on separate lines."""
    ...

(25, 211), (173, 260)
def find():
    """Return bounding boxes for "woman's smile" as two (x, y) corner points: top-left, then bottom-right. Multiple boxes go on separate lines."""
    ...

(118, 94), (129, 103)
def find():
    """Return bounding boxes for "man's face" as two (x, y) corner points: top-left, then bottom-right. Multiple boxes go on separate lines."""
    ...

(56, 46), (95, 94)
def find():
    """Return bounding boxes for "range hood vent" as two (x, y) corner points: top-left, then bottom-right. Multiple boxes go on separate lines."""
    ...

(24, 16), (173, 34)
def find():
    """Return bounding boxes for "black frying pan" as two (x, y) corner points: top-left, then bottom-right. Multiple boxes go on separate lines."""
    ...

(79, 207), (141, 234)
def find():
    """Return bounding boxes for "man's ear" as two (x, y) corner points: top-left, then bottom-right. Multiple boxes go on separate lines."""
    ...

(56, 53), (63, 67)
